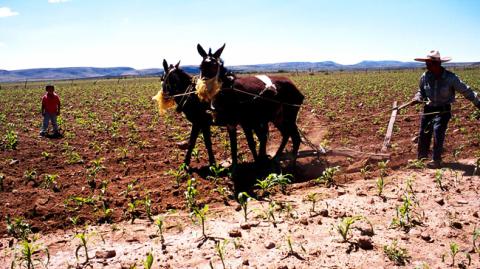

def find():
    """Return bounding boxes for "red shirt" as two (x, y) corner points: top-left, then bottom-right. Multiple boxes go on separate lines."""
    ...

(42, 92), (60, 114)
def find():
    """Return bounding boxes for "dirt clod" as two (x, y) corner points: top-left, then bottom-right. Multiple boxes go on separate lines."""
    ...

(95, 250), (116, 259)
(420, 232), (433, 243)
(451, 221), (463, 229)
(299, 217), (309, 225)
(319, 209), (329, 217)
(435, 197), (445, 205)
(228, 229), (242, 238)
(357, 236), (374, 250)
(265, 242), (275, 249)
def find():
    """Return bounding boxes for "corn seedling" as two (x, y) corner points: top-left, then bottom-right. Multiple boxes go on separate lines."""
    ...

(208, 164), (226, 183)
(144, 194), (153, 222)
(304, 193), (319, 214)
(376, 177), (385, 197)
(407, 158), (427, 169)
(100, 202), (113, 223)
(144, 252), (154, 269)
(41, 151), (51, 160)
(155, 216), (165, 244)
(75, 231), (90, 264)
(265, 201), (278, 227)
(434, 169), (446, 191)
(127, 199), (143, 224)
(116, 146), (129, 160)
(167, 163), (188, 188)
(185, 178), (198, 211)
(390, 193), (420, 231)
(360, 164), (371, 179)
(192, 204), (209, 238)
(383, 240), (410, 265)
(449, 242), (459, 266)
(314, 166), (340, 187)
(2, 129), (18, 150)
(255, 177), (274, 198)
(376, 161), (389, 197)
(23, 170), (37, 185)
(283, 234), (306, 260)
(336, 215), (372, 242)
(473, 226), (480, 254)
(378, 160), (389, 178)
(238, 192), (252, 222)
(6, 215), (31, 240)
(42, 174), (60, 192)
(65, 151), (83, 164)
(215, 239), (229, 269)
(11, 239), (50, 269)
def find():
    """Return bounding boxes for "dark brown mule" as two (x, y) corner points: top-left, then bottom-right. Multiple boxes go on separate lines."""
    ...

(197, 44), (304, 165)
(161, 59), (264, 169)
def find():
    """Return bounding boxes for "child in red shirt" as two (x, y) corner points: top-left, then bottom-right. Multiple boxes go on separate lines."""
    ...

(40, 85), (61, 137)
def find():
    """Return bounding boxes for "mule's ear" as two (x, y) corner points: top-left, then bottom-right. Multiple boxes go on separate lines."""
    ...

(197, 44), (207, 58)
(162, 59), (169, 73)
(213, 43), (226, 58)
(175, 61), (181, 69)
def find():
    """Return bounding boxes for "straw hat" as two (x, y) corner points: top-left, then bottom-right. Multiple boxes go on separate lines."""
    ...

(414, 50), (451, 62)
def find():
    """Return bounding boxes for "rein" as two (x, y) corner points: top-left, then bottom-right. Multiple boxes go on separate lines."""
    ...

(230, 87), (302, 107)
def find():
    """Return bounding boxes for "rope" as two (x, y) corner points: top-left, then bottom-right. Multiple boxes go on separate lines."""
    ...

(231, 87), (302, 107)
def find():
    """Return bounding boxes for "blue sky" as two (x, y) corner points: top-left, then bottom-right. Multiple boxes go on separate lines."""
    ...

(0, 0), (479, 70)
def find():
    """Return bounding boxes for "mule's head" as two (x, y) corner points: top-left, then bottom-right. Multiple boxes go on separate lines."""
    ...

(197, 43), (225, 80)
(161, 59), (190, 97)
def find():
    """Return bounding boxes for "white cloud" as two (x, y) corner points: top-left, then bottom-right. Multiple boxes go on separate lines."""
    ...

(0, 7), (19, 18)
(0, 42), (5, 47)
(48, 0), (70, 3)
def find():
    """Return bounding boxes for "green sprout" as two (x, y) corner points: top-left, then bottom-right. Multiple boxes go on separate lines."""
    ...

(434, 169), (446, 191)
(337, 215), (372, 242)
(238, 192), (252, 222)
(192, 204), (209, 239)
(144, 194), (153, 222)
(314, 166), (340, 187)
(144, 252), (154, 269)
(214, 239), (229, 269)
(6, 216), (31, 240)
(449, 242), (459, 266)
(11, 239), (50, 269)
(383, 240), (410, 265)
(184, 178), (198, 211)
(75, 231), (90, 264)
(304, 193), (319, 214)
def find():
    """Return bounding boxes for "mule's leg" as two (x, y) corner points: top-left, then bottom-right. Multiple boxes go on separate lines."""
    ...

(243, 127), (258, 162)
(290, 125), (302, 166)
(273, 126), (290, 160)
(256, 123), (269, 162)
(227, 125), (238, 172)
(202, 126), (216, 166)
(185, 124), (200, 166)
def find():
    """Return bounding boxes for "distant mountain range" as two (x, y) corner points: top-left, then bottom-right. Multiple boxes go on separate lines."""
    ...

(1, 61), (479, 82)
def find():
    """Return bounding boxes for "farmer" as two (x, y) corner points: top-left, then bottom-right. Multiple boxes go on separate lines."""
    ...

(40, 84), (61, 137)
(411, 50), (480, 168)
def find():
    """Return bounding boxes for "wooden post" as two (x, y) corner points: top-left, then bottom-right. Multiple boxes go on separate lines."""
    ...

(381, 101), (398, 152)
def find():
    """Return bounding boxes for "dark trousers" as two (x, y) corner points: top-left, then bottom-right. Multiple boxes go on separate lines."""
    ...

(417, 105), (451, 161)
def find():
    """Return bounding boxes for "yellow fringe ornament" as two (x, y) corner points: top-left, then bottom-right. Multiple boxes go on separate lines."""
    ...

(152, 82), (176, 115)
(195, 76), (222, 102)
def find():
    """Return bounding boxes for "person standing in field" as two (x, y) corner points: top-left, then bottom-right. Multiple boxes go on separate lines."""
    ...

(40, 84), (61, 137)
(412, 50), (480, 168)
